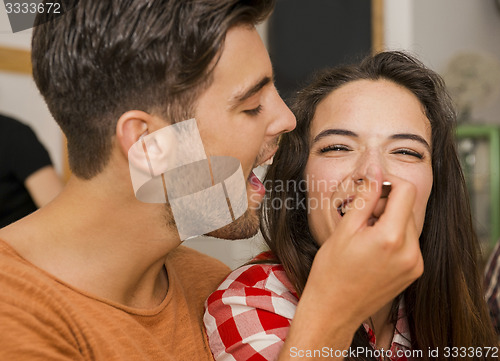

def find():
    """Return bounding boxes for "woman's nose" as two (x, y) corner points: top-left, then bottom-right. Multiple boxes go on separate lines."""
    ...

(351, 150), (386, 183)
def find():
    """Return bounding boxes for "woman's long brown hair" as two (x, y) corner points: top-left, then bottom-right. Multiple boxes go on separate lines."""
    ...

(260, 51), (497, 360)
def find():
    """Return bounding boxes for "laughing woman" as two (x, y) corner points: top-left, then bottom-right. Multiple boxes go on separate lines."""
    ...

(204, 51), (497, 361)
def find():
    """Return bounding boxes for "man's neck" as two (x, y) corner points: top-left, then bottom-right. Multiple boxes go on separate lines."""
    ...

(0, 175), (181, 309)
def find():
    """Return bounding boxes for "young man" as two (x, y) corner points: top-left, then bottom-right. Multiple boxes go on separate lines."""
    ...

(0, 1), (423, 360)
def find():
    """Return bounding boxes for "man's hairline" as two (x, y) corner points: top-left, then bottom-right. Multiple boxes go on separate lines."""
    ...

(174, 22), (265, 123)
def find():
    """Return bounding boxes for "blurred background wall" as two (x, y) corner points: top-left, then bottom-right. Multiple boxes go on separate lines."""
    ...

(1, 0), (500, 267)
(0, 8), (62, 175)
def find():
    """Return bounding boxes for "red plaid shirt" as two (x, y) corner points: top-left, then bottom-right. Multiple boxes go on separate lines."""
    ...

(204, 260), (413, 361)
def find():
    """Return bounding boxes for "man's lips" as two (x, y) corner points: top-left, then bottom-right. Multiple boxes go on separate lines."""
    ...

(249, 171), (266, 196)
(247, 147), (278, 197)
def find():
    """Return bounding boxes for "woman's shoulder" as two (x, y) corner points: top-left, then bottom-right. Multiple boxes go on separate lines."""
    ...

(204, 254), (297, 361)
(214, 253), (297, 298)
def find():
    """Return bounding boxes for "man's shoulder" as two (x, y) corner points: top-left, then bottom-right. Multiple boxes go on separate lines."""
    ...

(167, 245), (231, 295)
(0, 238), (34, 278)
(168, 245), (230, 273)
(0, 239), (56, 299)
(0, 238), (71, 331)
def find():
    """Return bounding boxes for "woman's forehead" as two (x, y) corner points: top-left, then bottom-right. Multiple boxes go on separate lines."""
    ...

(309, 79), (432, 144)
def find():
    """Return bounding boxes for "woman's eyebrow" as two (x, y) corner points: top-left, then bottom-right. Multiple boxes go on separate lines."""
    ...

(313, 128), (358, 143)
(312, 129), (431, 152)
(390, 133), (431, 152)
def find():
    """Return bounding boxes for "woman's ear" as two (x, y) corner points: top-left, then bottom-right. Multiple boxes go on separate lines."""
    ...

(116, 110), (151, 157)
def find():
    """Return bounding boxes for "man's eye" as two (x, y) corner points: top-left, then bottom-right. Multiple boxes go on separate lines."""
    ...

(319, 145), (351, 153)
(393, 149), (424, 159)
(243, 105), (262, 116)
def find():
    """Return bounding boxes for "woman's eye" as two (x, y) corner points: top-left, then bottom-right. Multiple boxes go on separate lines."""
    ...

(393, 149), (424, 159)
(243, 105), (263, 116)
(319, 145), (351, 153)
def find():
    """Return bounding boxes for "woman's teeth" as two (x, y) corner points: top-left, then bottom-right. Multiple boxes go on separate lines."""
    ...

(337, 199), (352, 217)
(263, 156), (274, 165)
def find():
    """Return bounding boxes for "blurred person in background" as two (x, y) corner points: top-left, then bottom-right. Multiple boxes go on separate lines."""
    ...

(0, 114), (63, 228)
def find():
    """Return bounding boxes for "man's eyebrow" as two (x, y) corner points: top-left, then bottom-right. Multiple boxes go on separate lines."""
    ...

(390, 133), (431, 152)
(228, 76), (272, 110)
(313, 129), (358, 143)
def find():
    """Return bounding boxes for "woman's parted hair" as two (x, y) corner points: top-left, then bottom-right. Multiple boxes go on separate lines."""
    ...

(32, 0), (274, 179)
(261, 51), (497, 359)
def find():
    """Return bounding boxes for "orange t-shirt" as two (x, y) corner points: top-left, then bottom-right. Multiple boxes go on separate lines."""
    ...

(0, 240), (230, 360)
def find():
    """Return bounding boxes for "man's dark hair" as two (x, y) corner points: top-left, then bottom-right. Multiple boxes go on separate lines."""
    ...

(32, 0), (274, 179)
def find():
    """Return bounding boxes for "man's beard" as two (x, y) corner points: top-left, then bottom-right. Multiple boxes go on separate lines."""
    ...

(205, 207), (260, 240)
(162, 138), (276, 241)
(206, 140), (278, 240)
(162, 198), (260, 240)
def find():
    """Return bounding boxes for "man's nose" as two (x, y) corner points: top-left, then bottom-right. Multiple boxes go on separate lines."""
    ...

(266, 88), (296, 137)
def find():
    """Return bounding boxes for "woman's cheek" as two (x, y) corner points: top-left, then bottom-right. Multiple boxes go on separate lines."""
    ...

(415, 174), (433, 234)
(306, 192), (332, 246)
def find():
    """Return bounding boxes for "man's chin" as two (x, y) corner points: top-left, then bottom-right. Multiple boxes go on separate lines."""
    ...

(205, 209), (260, 240)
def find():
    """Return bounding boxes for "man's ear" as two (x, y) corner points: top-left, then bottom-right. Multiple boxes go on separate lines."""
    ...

(116, 110), (151, 157)
(117, 111), (176, 176)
